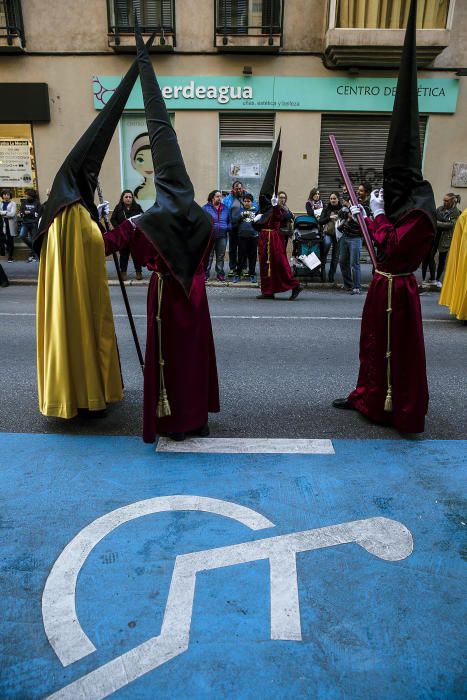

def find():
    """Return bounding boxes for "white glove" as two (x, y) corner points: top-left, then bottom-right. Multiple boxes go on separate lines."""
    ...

(370, 189), (385, 218)
(128, 214), (142, 229)
(254, 213), (263, 223)
(271, 194), (279, 207)
(350, 204), (365, 220)
(97, 201), (109, 220)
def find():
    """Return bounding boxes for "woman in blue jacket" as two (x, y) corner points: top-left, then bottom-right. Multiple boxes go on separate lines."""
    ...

(203, 190), (231, 282)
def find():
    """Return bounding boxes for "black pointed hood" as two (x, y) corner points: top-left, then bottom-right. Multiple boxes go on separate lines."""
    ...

(134, 23), (212, 295)
(383, 0), (436, 227)
(259, 130), (281, 214)
(33, 34), (156, 255)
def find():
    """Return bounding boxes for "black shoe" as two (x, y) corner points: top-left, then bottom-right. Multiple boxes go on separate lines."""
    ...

(289, 285), (303, 300)
(256, 293), (275, 299)
(188, 424), (210, 437)
(167, 432), (185, 441)
(332, 398), (355, 410)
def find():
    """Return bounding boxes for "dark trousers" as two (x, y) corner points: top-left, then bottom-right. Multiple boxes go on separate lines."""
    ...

(236, 237), (258, 275)
(228, 229), (239, 271)
(119, 245), (141, 273)
(206, 236), (227, 277)
(0, 225), (14, 260)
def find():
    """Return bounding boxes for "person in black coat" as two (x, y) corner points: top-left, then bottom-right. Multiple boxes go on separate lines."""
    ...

(319, 191), (342, 282)
(110, 190), (144, 280)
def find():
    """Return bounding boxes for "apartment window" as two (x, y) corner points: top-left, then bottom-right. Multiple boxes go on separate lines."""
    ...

(108, 0), (175, 32)
(0, 0), (25, 45)
(334, 0), (450, 29)
(216, 0), (282, 35)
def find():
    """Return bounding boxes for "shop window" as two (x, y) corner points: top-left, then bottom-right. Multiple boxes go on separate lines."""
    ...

(219, 113), (275, 197)
(0, 123), (37, 202)
(334, 0), (450, 29)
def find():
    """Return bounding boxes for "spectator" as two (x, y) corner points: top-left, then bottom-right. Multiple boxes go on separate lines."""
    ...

(439, 207), (467, 321)
(357, 182), (372, 216)
(338, 204), (362, 294)
(0, 190), (17, 263)
(203, 189), (231, 282)
(319, 191), (342, 283)
(110, 190), (144, 281)
(232, 193), (258, 283)
(306, 187), (323, 219)
(278, 191), (294, 253)
(421, 193), (461, 289)
(19, 188), (40, 262)
(223, 180), (256, 276)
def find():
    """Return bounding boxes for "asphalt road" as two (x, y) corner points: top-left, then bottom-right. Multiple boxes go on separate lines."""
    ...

(0, 284), (465, 440)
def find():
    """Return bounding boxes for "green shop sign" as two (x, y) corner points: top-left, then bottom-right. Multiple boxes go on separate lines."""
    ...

(93, 76), (459, 114)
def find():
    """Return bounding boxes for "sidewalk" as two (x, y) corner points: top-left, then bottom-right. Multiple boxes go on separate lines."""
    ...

(1, 257), (430, 289)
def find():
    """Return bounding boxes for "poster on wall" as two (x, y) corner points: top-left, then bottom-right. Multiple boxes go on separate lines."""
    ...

(229, 163), (261, 178)
(0, 139), (33, 188)
(120, 114), (173, 212)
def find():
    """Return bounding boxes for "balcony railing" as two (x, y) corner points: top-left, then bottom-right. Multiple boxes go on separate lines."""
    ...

(215, 0), (283, 51)
(107, 0), (175, 50)
(332, 0), (451, 29)
(0, 0), (25, 50)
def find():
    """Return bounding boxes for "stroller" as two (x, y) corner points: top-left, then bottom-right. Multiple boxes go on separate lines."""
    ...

(291, 214), (324, 281)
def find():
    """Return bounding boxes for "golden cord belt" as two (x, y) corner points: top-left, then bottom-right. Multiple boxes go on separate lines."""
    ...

(263, 229), (273, 277)
(154, 272), (171, 418)
(375, 269), (413, 412)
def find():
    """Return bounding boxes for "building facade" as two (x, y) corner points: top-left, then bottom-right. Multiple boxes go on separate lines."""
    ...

(1, 0), (466, 217)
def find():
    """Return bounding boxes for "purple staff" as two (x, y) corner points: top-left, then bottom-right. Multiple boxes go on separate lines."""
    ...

(328, 134), (378, 269)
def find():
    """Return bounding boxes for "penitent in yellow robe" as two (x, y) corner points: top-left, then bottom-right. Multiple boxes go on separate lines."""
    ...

(439, 208), (467, 321)
(36, 202), (123, 418)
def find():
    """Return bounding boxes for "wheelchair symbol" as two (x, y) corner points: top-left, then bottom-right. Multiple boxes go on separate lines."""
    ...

(43, 495), (413, 699)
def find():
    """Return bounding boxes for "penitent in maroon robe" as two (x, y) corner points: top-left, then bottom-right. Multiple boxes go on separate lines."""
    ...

(348, 210), (435, 433)
(103, 219), (220, 443)
(258, 206), (299, 296)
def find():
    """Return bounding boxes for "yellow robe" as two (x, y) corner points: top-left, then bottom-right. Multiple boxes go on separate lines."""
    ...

(36, 202), (123, 417)
(439, 208), (467, 321)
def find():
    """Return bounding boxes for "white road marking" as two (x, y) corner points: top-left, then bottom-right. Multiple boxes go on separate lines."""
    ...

(42, 496), (274, 668)
(156, 438), (335, 454)
(0, 312), (455, 322)
(45, 511), (413, 700)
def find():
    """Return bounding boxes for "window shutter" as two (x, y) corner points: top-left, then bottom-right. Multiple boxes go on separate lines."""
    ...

(318, 114), (428, 202)
(262, 0), (281, 33)
(217, 0), (248, 33)
(219, 113), (275, 141)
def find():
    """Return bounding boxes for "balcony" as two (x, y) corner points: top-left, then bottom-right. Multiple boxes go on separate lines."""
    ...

(107, 0), (175, 52)
(325, 0), (453, 68)
(0, 0), (25, 52)
(215, 0), (283, 53)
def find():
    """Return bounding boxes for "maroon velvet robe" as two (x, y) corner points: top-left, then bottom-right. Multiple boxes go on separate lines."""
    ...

(348, 210), (435, 433)
(103, 219), (220, 443)
(258, 207), (299, 295)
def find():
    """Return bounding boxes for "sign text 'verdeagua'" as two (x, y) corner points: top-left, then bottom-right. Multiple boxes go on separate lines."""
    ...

(161, 80), (253, 104)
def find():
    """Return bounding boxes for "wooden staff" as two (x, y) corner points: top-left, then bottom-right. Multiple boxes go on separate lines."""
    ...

(97, 180), (145, 373)
(328, 134), (378, 269)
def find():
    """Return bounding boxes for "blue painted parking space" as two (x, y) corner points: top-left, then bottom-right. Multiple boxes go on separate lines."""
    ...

(1, 434), (465, 699)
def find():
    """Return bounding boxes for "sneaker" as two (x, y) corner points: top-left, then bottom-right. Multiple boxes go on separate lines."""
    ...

(227, 270), (235, 278)
(27, 256), (35, 263)
(135, 271), (143, 281)
(250, 275), (257, 284)
(233, 275), (241, 283)
(351, 288), (361, 295)
(216, 273), (225, 282)
(435, 280), (442, 289)
(7, 259), (13, 263)
(426, 279), (435, 286)
(241, 270), (249, 278)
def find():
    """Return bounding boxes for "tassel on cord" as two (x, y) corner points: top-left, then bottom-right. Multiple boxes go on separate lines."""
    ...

(266, 229), (272, 277)
(155, 272), (171, 418)
(376, 269), (412, 413)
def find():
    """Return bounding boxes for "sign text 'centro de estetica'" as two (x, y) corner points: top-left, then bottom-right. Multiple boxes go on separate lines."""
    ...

(93, 76), (459, 114)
